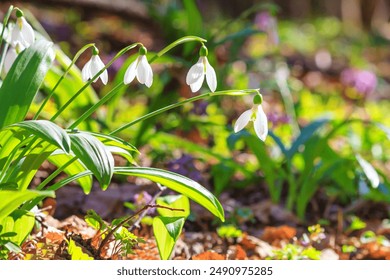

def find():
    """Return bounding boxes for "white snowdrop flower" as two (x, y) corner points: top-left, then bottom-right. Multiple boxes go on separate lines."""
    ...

(186, 45), (217, 93)
(124, 46), (153, 88)
(0, 23), (12, 44)
(234, 95), (268, 142)
(81, 47), (108, 85)
(10, 9), (35, 48)
(3, 43), (24, 74)
(3, 46), (18, 73)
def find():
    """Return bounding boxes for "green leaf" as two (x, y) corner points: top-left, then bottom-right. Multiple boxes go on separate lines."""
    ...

(114, 167), (224, 222)
(0, 210), (35, 245)
(0, 182), (18, 191)
(8, 120), (71, 153)
(156, 195), (190, 218)
(287, 118), (331, 159)
(70, 133), (114, 190)
(153, 216), (185, 260)
(68, 239), (94, 260)
(0, 40), (55, 129)
(356, 154), (380, 188)
(0, 190), (54, 222)
(48, 151), (93, 194)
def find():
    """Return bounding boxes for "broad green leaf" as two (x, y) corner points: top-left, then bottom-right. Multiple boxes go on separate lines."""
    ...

(153, 216), (185, 260)
(70, 133), (114, 190)
(0, 40), (55, 129)
(0, 190), (54, 222)
(10, 144), (55, 191)
(0, 210), (35, 245)
(68, 239), (93, 260)
(8, 120), (71, 153)
(48, 150), (93, 194)
(0, 182), (18, 190)
(156, 195), (190, 218)
(287, 117), (331, 159)
(114, 167), (224, 221)
(86, 132), (138, 153)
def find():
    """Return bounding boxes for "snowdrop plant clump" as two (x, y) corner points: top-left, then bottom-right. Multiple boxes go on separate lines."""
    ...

(0, 5), (267, 260)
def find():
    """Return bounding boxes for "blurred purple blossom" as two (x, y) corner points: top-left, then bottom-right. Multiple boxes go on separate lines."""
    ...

(191, 100), (209, 116)
(166, 154), (203, 183)
(340, 68), (377, 97)
(133, 191), (155, 214)
(267, 111), (290, 127)
(134, 191), (153, 205)
(254, 11), (279, 46)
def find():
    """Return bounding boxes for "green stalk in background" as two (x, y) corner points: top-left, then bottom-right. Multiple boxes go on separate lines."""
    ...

(67, 36), (208, 129)
(33, 43), (96, 120)
(110, 89), (259, 135)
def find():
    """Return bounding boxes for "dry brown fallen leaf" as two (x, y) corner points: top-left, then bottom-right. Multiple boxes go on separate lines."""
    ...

(261, 225), (297, 246)
(192, 251), (226, 260)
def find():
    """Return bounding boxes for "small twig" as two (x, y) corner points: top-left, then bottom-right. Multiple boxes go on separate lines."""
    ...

(97, 203), (184, 258)
(129, 185), (167, 231)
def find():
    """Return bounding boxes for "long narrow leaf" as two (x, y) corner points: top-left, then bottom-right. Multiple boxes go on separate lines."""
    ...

(70, 133), (114, 190)
(0, 190), (54, 222)
(8, 120), (71, 153)
(114, 167), (224, 222)
(0, 40), (55, 128)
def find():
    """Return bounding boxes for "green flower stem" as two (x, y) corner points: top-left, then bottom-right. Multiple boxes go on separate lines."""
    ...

(286, 161), (297, 211)
(149, 36), (206, 63)
(68, 83), (126, 129)
(50, 43), (141, 122)
(67, 36), (207, 129)
(110, 89), (258, 135)
(36, 157), (78, 190)
(33, 43), (96, 120)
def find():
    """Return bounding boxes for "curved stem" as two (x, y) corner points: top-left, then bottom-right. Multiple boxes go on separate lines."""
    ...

(68, 83), (125, 129)
(33, 43), (96, 120)
(66, 36), (208, 128)
(110, 89), (258, 135)
(36, 157), (78, 190)
(50, 43), (141, 122)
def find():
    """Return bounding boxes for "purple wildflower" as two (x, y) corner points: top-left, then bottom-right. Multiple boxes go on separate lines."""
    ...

(166, 154), (203, 182)
(254, 11), (279, 46)
(341, 68), (377, 97)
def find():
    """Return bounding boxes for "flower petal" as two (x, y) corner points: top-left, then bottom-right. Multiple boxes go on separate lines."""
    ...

(90, 55), (108, 84)
(10, 25), (23, 47)
(253, 105), (268, 141)
(234, 109), (252, 133)
(189, 74), (204, 92)
(186, 57), (204, 85)
(124, 59), (138, 85)
(136, 55), (153, 87)
(3, 48), (18, 73)
(81, 59), (92, 82)
(20, 17), (35, 47)
(205, 57), (217, 92)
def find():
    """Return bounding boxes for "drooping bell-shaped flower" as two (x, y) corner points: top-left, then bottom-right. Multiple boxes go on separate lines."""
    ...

(186, 45), (217, 93)
(3, 46), (18, 73)
(81, 46), (108, 85)
(124, 46), (153, 88)
(234, 94), (268, 141)
(10, 9), (35, 48)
